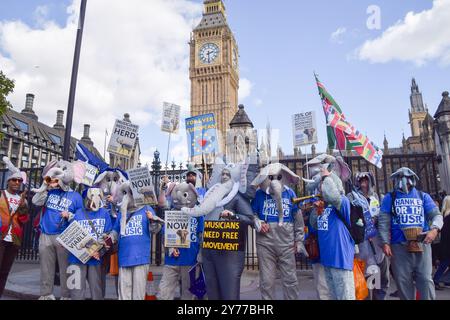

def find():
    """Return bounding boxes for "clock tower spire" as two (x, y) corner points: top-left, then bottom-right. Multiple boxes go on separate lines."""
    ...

(190, 0), (239, 158)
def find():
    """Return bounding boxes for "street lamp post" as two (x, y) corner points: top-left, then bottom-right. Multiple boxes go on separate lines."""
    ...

(63, 0), (88, 160)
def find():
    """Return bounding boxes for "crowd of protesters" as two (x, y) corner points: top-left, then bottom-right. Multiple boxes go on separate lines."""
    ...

(1, 153), (450, 301)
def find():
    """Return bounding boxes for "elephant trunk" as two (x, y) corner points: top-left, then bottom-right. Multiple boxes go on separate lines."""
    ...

(182, 180), (234, 217)
(269, 179), (284, 226)
(31, 182), (48, 194)
(120, 195), (129, 236)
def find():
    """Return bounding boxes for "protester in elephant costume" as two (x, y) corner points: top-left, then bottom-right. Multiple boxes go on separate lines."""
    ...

(378, 167), (443, 300)
(347, 171), (390, 300)
(182, 157), (255, 300)
(158, 182), (204, 300)
(67, 187), (113, 300)
(250, 162), (308, 300)
(308, 154), (356, 300)
(92, 167), (128, 295)
(301, 163), (332, 300)
(110, 181), (163, 300)
(31, 160), (86, 300)
(94, 168), (128, 222)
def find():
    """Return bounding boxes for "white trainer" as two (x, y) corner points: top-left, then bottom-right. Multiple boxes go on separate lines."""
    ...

(38, 294), (56, 300)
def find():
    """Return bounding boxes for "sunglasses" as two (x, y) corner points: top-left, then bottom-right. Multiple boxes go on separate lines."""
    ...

(269, 175), (283, 181)
(9, 178), (23, 183)
(44, 176), (59, 184)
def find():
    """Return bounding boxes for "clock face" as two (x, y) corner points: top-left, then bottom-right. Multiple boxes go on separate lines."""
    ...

(199, 43), (220, 64)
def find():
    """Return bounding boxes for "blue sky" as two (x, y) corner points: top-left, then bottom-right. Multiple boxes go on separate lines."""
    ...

(0, 0), (448, 165)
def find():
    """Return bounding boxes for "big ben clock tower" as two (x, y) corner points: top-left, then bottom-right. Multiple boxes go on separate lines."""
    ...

(190, 0), (239, 155)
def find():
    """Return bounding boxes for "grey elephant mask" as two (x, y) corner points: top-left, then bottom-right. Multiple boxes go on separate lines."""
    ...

(113, 181), (138, 236)
(167, 182), (199, 210)
(354, 171), (376, 195)
(31, 160), (87, 193)
(85, 188), (104, 212)
(304, 154), (349, 209)
(251, 163), (300, 226)
(94, 170), (128, 204)
(182, 157), (248, 217)
(391, 167), (419, 194)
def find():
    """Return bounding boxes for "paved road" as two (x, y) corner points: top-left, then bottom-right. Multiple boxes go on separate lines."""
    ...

(3, 262), (450, 300)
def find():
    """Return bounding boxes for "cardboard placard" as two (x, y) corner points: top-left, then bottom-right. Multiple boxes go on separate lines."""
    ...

(202, 220), (245, 252)
(164, 210), (191, 248)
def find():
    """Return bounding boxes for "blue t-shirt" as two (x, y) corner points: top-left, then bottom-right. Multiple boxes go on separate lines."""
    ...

(164, 216), (204, 266)
(113, 206), (154, 268)
(317, 196), (355, 270)
(41, 189), (83, 235)
(380, 188), (436, 244)
(251, 188), (298, 223)
(68, 207), (113, 266)
(196, 187), (206, 203)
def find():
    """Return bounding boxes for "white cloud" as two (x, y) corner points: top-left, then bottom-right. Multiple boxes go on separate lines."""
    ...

(357, 0), (450, 66)
(239, 78), (253, 100)
(0, 0), (202, 164)
(330, 27), (347, 44)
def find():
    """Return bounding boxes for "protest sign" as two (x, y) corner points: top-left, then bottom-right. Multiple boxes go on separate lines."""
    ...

(164, 211), (191, 248)
(292, 111), (318, 147)
(127, 166), (156, 206)
(185, 113), (219, 158)
(202, 220), (245, 252)
(56, 221), (103, 264)
(161, 102), (181, 134)
(107, 119), (139, 159)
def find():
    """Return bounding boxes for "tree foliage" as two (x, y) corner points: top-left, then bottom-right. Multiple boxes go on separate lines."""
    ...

(0, 71), (15, 139)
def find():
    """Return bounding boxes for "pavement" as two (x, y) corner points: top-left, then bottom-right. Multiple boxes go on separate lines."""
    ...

(3, 261), (450, 300)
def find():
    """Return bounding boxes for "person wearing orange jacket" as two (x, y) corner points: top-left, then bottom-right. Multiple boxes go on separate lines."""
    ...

(0, 157), (29, 297)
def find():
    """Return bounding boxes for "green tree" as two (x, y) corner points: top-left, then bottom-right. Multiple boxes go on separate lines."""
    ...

(0, 71), (15, 139)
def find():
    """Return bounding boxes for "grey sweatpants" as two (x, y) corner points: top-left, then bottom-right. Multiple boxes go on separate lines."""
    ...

(202, 250), (245, 300)
(256, 243), (299, 300)
(323, 266), (356, 300)
(118, 264), (149, 300)
(69, 264), (103, 300)
(312, 263), (332, 300)
(39, 233), (70, 298)
(391, 243), (435, 300)
(158, 265), (192, 300)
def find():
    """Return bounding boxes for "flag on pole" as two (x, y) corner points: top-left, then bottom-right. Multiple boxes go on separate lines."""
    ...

(315, 74), (383, 168)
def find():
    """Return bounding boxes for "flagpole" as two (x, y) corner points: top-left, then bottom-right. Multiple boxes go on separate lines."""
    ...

(314, 72), (354, 191)
(304, 146), (309, 178)
(103, 128), (108, 160)
(165, 132), (171, 175)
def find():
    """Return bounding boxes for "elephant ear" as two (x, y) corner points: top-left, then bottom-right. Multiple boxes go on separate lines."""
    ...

(94, 171), (109, 185)
(207, 156), (226, 189)
(187, 182), (199, 198)
(280, 164), (300, 185)
(21, 172), (28, 185)
(72, 161), (87, 184)
(43, 160), (58, 177)
(116, 170), (128, 183)
(166, 182), (178, 197)
(333, 156), (351, 183)
(238, 163), (249, 194)
(251, 165), (272, 187)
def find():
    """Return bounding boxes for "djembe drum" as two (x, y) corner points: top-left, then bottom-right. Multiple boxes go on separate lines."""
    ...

(402, 227), (423, 253)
